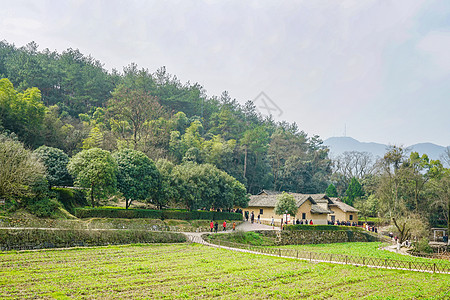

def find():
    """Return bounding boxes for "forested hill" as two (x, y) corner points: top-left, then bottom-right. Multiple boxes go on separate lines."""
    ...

(0, 40), (331, 195)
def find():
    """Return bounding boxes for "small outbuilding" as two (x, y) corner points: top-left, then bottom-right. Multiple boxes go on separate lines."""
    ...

(327, 197), (359, 224)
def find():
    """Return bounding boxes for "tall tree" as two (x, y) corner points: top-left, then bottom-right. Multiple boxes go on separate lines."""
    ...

(33, 146), (72, 187)
(0, 134), (45, 202)
(108, 86), (166, 151)
(113, 149), (160, 209)
(325, 183), (338, 197)
(67, 148), (117, 207)
(344, 177), (364, 206)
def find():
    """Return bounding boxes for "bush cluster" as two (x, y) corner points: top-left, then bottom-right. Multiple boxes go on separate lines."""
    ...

(0, 228), (186, 251)
(74, 208), (163, 219)
(284, 224), (364, 231)
(74, 207), (242, 221)
(52, 188), (88, 214)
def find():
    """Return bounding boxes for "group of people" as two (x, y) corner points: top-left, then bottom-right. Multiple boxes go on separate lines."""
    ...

(293, 219), (313, 225)
(209, 220), (236, 233)
(327, 220), (358, 227)
(244, 211), (261, 224)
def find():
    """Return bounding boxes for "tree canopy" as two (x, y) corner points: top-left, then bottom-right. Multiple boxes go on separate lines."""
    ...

(113, 149), (160, 209)
(67, 148), (117, 207)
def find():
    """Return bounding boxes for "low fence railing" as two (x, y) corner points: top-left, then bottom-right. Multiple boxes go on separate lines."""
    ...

(187, 235), (450, 274)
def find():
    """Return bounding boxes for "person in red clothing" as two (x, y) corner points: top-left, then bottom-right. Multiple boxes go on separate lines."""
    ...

(223, 221), (227, 231)
(210, 220), (214, 232)
(309, 219), (313, 225)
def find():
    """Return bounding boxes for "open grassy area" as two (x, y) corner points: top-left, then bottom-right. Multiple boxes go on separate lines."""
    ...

(1, 243), (449, 299)
(277, 242), (450, 265)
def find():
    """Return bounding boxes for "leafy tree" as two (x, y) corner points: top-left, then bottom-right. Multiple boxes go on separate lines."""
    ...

(344, 177), (364, 206)
(274, 192), (297, 218)
(33, 145), (72, 187)
(155, 159), (177, 209)
(113, 149), (160, 209)
(0, 78), (46, 147)
(108, 86), (165, 149)
(325, 183), (338, 197)
(171, 162), (248, 210)
(354, 195), (378, 222)
(0, 134), (45, 202)
(67, 148), (117, 207)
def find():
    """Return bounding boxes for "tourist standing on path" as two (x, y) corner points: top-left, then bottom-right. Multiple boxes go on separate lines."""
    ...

(257, 214), (260, 224)
(214, 221), (218, 233)
(210, 220), (214, 232)
(223, 221), (227, 231)
(232, 222), (236, 231)
(271, 217), (274, 226)
(250, 212), (255, 224)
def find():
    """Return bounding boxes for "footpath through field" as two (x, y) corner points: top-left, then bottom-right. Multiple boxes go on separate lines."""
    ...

(183, 222), (450, 275)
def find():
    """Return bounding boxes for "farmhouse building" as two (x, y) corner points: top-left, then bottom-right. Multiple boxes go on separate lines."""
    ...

(236, 190), (358, 225)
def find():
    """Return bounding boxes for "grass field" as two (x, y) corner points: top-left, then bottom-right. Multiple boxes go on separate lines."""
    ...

(1, 243), (449, 299)
(277, 242), (450, 265)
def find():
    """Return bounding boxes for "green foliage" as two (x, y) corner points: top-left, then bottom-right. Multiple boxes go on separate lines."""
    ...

(284, 224), (364, 231)
(414, 237), (433, 254)
(74, 208), (163, 219)
(74, 208), (242, 221)
(274, 192), (297, 216)
(354, 194), (378, 220)
(162, 210), (242, 221)
(26, 198), (60, 218)
(33, 145), (72, 187)
(208, 231), (275, 246)
(52, 187), (88, 214)
(325, 183), (338, 197)
(171, 162), (249, 210)
(2, 243), (449, 299)
(0, 228), (186, 250)
(0, 78), (46, 146)
(113, 149), (160, 209)
(0, 134), (46, 202)
(344, 177), (364, 206)
(67, 148), (117, 207)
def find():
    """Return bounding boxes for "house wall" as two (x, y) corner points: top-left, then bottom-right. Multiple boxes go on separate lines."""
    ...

(236, 200), (329, 225)
(328, 208), (358, 223)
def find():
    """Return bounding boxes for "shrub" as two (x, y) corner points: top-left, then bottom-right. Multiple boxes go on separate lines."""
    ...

(27, 198), (60, 218)
(52, 188), (88, 214)
(285, 225), (364, 231)
(74, 208), (163, 219)
(414, 237), (433, 254)
(162, 210), (242, 221)
(0, 228), (186, 250)
(74, 208), (242, 221)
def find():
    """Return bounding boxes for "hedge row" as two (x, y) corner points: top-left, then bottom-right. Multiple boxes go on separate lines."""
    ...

(74, 208), (242, 221)
(284, 224), (365, 231)
(0, 229), (186, 251)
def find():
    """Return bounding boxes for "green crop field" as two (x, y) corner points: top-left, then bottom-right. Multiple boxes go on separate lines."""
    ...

(1, 243), (449, 299)
(277, 242), (450, 265)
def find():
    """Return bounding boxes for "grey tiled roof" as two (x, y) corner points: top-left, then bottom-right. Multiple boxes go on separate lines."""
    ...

(248, 193), (334, 214)
(329, 197), (359, 213)
(310, 204), (334, 214)
(247, 193), (356, 215)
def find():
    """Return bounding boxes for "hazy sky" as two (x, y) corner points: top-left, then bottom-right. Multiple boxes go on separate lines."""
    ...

(1, 0), (449, 146)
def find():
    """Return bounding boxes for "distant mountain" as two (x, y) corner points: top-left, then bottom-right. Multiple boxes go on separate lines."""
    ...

(324, 137), (449, 163)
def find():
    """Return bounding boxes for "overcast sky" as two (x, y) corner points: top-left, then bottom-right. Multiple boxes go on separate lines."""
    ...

(1, 0), (449, 146)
